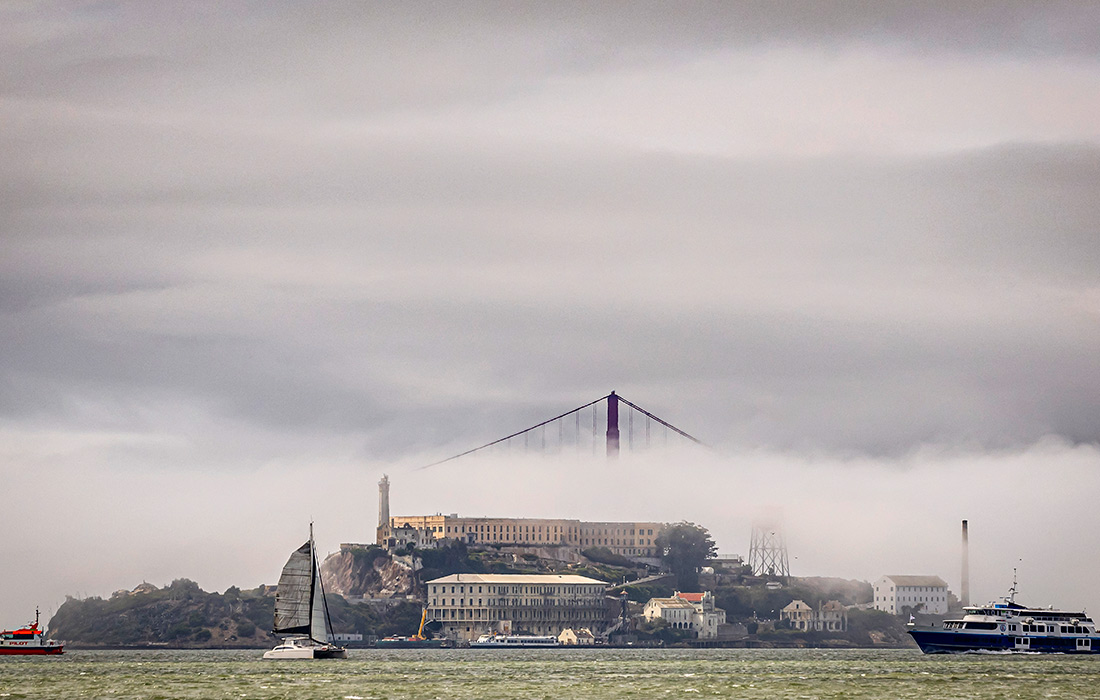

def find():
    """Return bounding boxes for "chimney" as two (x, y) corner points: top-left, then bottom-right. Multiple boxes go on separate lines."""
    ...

(961, 519), (970, 607)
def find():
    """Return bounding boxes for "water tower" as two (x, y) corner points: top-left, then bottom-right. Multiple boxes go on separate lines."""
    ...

(748, 518), (790, 579)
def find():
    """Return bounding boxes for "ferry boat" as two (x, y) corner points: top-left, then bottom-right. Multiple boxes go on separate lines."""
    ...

(470, 633), (561, 648)
(0, 609), (63, 655)
(909, 578), (1098, 654)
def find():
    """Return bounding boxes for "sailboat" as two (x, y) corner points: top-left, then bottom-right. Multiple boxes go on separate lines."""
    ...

(263, 525), (348, 659)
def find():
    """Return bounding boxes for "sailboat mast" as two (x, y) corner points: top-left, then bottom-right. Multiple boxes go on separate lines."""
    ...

(307, 523), (318, 642)
(306, 522), (336, 645)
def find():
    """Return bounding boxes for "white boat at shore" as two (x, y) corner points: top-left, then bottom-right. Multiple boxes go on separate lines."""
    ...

(470, 633), (560, 648)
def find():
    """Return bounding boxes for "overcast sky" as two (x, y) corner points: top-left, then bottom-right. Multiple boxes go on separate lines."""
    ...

(3, 2), (1099, 626)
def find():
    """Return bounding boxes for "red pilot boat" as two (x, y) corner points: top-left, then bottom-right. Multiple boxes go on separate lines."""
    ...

(0, 609), (63, 655)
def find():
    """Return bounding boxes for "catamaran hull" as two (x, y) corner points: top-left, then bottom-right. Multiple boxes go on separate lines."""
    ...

(263, 646), (347, 659)
(910, 629), (1100, 654)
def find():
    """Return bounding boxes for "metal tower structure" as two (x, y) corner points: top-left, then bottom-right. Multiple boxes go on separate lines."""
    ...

(748, 520), (790, 579)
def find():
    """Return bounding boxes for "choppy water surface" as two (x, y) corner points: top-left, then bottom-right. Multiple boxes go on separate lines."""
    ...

(2, 648), (1099, 700)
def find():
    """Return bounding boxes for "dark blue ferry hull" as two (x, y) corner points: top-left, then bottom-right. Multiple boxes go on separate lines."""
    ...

(910, 629), (1100, 654)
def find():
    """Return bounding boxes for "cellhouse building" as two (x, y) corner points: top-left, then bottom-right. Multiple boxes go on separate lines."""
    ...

(425, 573), (612, 641)
(873, 575), (950, 615)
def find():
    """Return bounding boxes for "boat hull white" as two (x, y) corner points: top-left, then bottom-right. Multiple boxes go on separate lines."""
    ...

(470, 634), (561, 648)
(263, 636), (347, 659)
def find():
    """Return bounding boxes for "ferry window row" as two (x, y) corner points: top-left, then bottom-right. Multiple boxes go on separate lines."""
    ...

(943, 622), (999, 631)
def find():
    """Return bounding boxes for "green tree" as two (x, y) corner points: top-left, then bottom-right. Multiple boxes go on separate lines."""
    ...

(656, 522), (716, 591)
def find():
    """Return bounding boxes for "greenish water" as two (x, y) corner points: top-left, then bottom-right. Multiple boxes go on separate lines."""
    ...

(2, 648), (1098, 699)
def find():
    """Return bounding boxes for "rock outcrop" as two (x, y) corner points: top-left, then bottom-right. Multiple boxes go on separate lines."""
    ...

(321, 546), (418, 599)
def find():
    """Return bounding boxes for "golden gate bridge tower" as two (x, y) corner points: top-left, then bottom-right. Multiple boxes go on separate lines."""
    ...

(419, 390), (706, 468)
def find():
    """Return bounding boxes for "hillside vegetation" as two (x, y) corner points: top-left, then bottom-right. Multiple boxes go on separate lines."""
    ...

(48, 541), (910, 648)
(48, 579), (274, 647)
(49, 578), (423, 648)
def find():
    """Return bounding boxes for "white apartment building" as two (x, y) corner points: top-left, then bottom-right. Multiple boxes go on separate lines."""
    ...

(425, 573), (610, 641)
(643, 597), (697, 630)
(874, 575), (950, 615)
(643, 591), (727, 638)
(781, 599), (814, 630)
(675, 591), (727, 638)
(781, 599), (848, 632)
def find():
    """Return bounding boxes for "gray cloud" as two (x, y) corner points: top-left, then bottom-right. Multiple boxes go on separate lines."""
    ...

(4, 142), (1098, 455)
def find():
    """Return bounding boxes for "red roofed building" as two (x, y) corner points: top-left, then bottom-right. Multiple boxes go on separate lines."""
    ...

(675, 591), (726, 638)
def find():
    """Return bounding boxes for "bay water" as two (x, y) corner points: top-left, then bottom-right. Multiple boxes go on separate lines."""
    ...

(2, 648), (1098, 699)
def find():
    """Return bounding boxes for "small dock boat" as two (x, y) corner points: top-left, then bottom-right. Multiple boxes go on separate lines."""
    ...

(0, 609), (63, 655)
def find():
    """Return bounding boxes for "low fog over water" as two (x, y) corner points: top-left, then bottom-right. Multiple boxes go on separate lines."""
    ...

(9, 442), (1100, 622)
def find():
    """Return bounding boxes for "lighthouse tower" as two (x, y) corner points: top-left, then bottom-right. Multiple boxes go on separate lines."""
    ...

(376, 475), (391, 545)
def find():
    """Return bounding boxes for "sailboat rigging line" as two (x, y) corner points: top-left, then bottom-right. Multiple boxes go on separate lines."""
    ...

(415, 394), (611, 470)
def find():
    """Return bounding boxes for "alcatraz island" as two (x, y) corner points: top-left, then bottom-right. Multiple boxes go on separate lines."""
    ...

(45, 477), (952, 649)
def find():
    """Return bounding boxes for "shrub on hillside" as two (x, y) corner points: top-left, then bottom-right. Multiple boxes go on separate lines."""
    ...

(582, 547), (633, 568)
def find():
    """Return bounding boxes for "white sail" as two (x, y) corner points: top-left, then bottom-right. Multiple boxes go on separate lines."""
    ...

(273, 542), (313, 635)
(311, 559), (332, 643)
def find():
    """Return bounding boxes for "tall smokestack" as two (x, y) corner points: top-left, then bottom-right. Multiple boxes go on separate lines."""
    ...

(961, 519), (970, 607)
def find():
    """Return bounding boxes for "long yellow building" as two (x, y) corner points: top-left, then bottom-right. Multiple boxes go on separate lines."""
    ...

(380, 513), (663, 558)
(375, 477), (664, 558)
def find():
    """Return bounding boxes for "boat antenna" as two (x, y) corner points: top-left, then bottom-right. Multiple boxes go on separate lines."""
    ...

(1008, 567), (1018, 604)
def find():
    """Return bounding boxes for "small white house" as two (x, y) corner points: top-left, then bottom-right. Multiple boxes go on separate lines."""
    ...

(817, 600), (848, 632)
(675, 591), (727, 639)
(332, 633), (363, 643)
(643, 592), (728, 638)
(781, 600), (814, 630)
(558, 627), (596, 646)
(780, 599), (848, 632)
(643, 597), (697, 631)
(874, 575), (950, 615)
